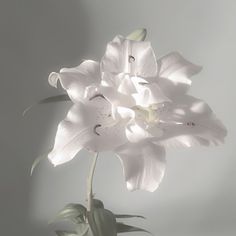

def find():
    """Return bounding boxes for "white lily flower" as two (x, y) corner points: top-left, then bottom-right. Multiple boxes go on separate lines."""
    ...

(48, 32), (227, 192)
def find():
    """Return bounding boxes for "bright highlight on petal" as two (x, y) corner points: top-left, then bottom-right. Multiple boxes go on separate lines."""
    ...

(116, 141), (166, 192)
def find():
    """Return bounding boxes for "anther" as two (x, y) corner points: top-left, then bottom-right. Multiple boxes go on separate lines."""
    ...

(89, 94), (106, 101)
(128, 55), (135, 63)
(93, 124), (102, 136)
(186, 122), (196, 127)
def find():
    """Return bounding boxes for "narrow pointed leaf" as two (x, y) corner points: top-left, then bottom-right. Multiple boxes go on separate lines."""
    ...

(88, 208), (117, 236)
(126, 28), (147, 41)
(55, 231), (78, 236)
(114, 214), (145, 219)
(23, 94), (70, 116)
(30, 154), (47, 176)
(50, 203), (87, 224)
(116, 223), (150, 234)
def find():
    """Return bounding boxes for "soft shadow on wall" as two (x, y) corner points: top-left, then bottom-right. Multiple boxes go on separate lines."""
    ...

(0, 1), (89, 236)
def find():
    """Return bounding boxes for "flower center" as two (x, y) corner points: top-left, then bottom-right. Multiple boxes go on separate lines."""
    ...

(132, 104), (160, 124)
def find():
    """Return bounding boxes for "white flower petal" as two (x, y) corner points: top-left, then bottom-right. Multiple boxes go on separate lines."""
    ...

(48, 104), (89, 166)
(155, 95), (227, 146)
(126, 121), (152, 143)
(101, 35), (158, 77)
(102, 72), (137, 95)
(131, 78), (171, 107)
(157, 52), (202, 97)
(48, 60), (100, 103)
(116, 106), (135, 120)
(48, 98), (128, 166)
(115, 141), (166, 192)
(99, 86), (136, 108)
(126, 120), (163, 143)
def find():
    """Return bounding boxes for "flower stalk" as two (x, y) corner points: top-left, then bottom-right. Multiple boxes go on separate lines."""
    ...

(87, 152), (99, 212)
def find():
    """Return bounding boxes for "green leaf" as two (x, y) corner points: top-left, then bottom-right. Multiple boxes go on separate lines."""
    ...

(92, 199), (104, 209)
(23, 94), (70, 116)
(126, 28), (147, 41)
(116, 222), (151, 234)
(114, 214), (145, 219)
(75, 223), (90, 236)
(30, 154), (47, 176)
(55, 231), (78, 236)
(88, 208), (117, 236)
(50, 203), (87, 224)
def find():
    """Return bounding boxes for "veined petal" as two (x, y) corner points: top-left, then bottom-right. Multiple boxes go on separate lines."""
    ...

(154, 95), (227, 147)
(157, 52), (202, 97)
(48, 104), (89, 166)
(48, 60), (100, 103)
(48, 97), (128, 166)
(101, 35), (158, 77)
(115, 141), (166, 192)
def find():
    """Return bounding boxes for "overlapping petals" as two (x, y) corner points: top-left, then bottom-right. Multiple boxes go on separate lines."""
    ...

(48, 98), (128, 166)
(48, 60), (100, 103)
(48, 31), (227, 192)
(101, 35), (158, 77)
(154, 96), (227, 147)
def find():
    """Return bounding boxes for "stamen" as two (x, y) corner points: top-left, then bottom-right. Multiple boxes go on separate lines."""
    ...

(128, 55), (135, 63)
(186, 122), (196, 127)
(139, 82), (149, 85)
(89, 94), (106, 101)
(93, 124), (102, 136)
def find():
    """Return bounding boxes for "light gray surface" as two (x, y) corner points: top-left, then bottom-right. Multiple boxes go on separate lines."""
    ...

(1, 0), (236, 235)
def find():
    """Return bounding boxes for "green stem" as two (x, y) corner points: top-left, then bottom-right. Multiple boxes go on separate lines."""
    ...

(87, 152), (99, 212)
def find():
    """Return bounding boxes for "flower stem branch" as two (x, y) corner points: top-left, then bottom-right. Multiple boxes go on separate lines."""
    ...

(87, 152), (99, 212)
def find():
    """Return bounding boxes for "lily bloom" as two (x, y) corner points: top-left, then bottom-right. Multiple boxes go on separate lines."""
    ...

(47, 32), (227, 192)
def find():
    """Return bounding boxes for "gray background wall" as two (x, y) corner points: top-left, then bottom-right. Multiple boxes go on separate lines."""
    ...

(1, 0), (236, 236)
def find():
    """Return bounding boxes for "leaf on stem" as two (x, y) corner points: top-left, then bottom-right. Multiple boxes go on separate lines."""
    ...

(116, 222), (151, 234)
(50, 203), (87, 224)
(88, 208), (117, 236)
(55, 231), (78, 236)
(114, 214), (146, 219)
(23, 94), (70, 116)
(92, 199), (104, 209)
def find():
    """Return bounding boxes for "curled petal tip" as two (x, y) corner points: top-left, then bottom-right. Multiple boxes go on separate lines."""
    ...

(48, 72), (59, 88)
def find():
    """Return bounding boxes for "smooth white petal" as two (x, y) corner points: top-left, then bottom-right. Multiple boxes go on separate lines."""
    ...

(116, 106), (135, 120)
(154, 95), (227, 146)
(157, 52), (202, 97)
(48, 104), (89, 166)
(48, 60), (100, 103)
(115, 141), (166, 192)
(101, 35), (157, 77)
